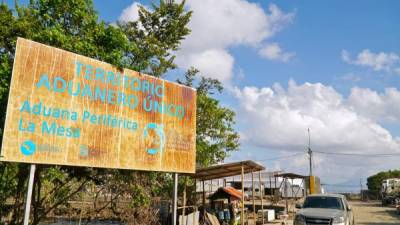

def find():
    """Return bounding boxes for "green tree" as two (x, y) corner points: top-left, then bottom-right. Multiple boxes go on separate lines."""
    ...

(178, 68), (240, 167)
(119, 0), (191, 76)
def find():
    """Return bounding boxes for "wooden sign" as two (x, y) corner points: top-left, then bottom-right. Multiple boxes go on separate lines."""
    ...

(0, 38), (196, 173)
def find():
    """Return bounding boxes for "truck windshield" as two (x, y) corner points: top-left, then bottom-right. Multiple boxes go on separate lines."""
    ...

(303, 196), (344, 210)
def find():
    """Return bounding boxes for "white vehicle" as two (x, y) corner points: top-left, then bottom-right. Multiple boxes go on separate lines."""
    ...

(381, 178), (400, 205)
(294, 194), (354, 225)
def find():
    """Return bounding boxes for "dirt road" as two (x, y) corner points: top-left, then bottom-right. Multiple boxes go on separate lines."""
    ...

(351, 201), (400, 225)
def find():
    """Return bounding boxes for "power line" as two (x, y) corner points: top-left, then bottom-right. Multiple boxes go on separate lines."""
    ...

(314, 150), (400, 157)
(255, 148), (305, 153)
(257, 152), (305, 162)
(321, 183), (360, 187)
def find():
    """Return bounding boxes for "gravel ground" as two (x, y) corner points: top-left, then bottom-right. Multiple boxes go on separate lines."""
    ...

(351, 200), (400, 225)
(284, 200), (400, 225)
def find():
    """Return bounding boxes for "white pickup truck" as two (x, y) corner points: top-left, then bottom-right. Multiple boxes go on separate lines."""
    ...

(294, 194), (355, 225)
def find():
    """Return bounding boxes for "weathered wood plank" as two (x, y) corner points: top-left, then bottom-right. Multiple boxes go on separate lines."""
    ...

(0, 38), (196, 173)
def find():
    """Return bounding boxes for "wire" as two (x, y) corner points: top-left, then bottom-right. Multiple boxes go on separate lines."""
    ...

(257, 152), (306, 162)
(321, 183), (360, 187)
(313, 150), (400, 157)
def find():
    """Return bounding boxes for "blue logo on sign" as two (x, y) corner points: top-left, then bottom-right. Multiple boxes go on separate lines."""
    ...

(20, 140), (36, 156)
(79, 145), (89, 157)
(143, 123), (165, 155)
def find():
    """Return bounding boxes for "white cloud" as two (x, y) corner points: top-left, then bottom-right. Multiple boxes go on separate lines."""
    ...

(348, 87), (400, 122)
(181, 0), (271, 51)
(118, 1), (295, 81)
(341, 49), (351, 63)
(118, 2), (146, 23)
(267, 4), (296, 35)
(233, 80), (398, 152)
(258, 43), (295, 62)
(180, 49), (234, 81)
(342, 49), (400, 74)
(178, 0), (295, 81)
(233, 81), (400, 183)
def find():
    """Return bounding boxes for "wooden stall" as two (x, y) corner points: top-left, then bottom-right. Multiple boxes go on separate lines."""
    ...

(190, 161), (265, 225)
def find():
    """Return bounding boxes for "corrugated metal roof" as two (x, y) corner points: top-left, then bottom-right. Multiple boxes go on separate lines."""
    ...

(222, 187), (243, 200)
(191, 160), (265, 181)
(209, 187), (244, 201)
(227, 170), (283, 181)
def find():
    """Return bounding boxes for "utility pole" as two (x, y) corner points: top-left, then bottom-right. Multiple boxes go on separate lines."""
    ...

(308, 128), (313, 177)
(360, 178), (363, 192)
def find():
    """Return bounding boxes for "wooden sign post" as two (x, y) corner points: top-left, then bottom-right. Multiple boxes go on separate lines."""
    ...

(172, 173), (178, 225)
(23, 164), (36, 225)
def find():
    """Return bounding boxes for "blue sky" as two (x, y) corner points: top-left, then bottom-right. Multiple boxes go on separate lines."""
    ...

(93, 1), (400, 89)
(102, 0), (400, 191)
(5, 0), (400, 191)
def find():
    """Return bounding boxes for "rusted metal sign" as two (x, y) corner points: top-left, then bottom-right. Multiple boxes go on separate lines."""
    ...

(0, 38), (196, 173)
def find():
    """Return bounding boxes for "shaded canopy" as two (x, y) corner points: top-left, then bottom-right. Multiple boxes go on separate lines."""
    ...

(191, 160), (265, 181)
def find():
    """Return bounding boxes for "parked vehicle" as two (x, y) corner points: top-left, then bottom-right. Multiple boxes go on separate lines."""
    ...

(294, 194), (354, 225)
(381, 178), (400, 205)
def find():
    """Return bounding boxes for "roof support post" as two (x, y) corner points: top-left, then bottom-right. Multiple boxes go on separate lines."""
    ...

(252, 171), (256, 222)
(194, 178), (197, 209)
(241, 163), (244, 225)
(259, 171), (264, 225)
(202, 180), (206, 214)
(269, 174), (272, 200)
(285, 177), (288, 215)
(274, 175), (277, 205)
